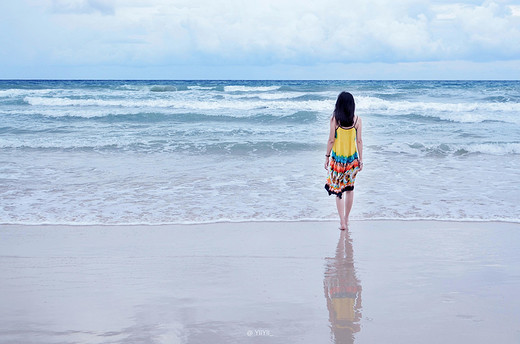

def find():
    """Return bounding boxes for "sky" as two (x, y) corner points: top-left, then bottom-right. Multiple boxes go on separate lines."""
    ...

(1, 0), (519, 79)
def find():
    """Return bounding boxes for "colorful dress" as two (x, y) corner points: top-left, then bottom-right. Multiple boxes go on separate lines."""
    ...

(325, 120), (361, 198)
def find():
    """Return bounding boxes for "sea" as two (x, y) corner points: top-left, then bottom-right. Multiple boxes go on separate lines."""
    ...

(0, 80), (519, 225)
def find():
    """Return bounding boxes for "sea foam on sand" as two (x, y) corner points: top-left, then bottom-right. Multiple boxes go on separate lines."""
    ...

(1, 220), (519, 344)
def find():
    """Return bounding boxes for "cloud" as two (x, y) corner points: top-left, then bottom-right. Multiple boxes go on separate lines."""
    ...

(510, 5), (520, 16)
(40, 0), (518, 64)
(1, 0), (519, 78)
(429, 2), (520, 60)
(51, 0), (115, 15)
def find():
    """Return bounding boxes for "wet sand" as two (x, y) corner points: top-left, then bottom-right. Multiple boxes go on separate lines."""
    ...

(1, 220), (519, 343)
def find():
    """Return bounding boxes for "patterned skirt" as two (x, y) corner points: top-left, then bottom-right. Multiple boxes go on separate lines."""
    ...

(325, 152), (360, 199)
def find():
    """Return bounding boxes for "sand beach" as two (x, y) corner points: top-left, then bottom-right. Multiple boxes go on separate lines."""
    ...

(1, 220), (519, 344)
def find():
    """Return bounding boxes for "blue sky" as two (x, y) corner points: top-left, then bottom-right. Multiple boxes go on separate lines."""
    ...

(1, 0), (519, 79)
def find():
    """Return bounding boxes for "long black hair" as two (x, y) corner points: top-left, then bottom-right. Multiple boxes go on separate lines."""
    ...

(334, 91), (355, 127)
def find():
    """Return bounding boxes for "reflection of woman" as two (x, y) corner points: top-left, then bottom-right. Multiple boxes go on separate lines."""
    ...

(325, 92), (363, 230)
(323, 229), (362, 343)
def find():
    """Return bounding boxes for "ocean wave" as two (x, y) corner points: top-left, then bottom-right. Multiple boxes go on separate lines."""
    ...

(1, 87), (160, 99)
(278, 85), (330, 92)
(356, 95), (520, 112)
(0, 98), (28, 106)
(376, 112), (513, 124)
(0, 139), (321, 154)
(149, 85), (179, 92)
(224, 92), (329, 101)
(224, 85), (281, 92)
(355, 96), (520, 123)
(3, 108), (149, 118)
(187, 85), (219, 91)
(463, 142), (520, 155)
(7, 109), (319, 124)
(90, 111), (318, 124)
(380, 142), (520, 156)
(0, 89), (54, 98)
(0, 127), (73, 135)
(22, 96), (332, 112)
(21, 94), (520, 122)
(482, 95), (520, 103)
(224, 91), (306, 100)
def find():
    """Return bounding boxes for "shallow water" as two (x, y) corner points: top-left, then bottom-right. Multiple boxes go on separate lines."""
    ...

(1, 80), (519, 224)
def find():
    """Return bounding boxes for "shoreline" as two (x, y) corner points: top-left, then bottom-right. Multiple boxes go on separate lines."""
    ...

(2, 217), (520, 228)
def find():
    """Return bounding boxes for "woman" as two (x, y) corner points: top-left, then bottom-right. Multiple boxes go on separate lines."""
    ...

(325, 92), (363, 230)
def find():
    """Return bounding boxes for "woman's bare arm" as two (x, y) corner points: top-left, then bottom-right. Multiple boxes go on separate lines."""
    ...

(355, 117), (363, 171)
(324, 115), (336, 169)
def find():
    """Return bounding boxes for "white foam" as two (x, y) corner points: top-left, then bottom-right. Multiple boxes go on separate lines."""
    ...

(187, 86), (215, 90)
(3, 217), (519, 226)
(2, 149), (519, 225)
(7, 87), (520, 124)
(356, 96), (520, 123)
(21, 94), (520, 123)
(384, 141), (520, 156)
(0, 88), (145, 100)
(3, 108), (148, 118)
(0, 135), (129, 149)
(464, 142), (520, 155)
(0, 89), (55, 98)
(223, 91), (307, 100)
(23, 96), (331, 113)
(224, 85), (281, 92)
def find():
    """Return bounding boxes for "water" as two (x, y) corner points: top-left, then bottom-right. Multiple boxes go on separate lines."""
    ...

(1, 80), (519, 225)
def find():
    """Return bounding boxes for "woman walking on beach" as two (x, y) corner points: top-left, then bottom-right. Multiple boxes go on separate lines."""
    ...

(325, 92), (363, 230)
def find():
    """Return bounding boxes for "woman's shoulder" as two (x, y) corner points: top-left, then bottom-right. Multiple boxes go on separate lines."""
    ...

(354, 115), (362, 127)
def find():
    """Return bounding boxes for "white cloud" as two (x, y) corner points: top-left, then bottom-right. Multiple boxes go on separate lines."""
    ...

(429, 2), (520, 59)
(510, 5), (520, 16)
(51, 0), (115, 15)
(1, 0), (519, 78)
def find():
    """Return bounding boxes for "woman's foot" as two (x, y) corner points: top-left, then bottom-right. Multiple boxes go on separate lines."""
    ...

(339, 220), (347, 230)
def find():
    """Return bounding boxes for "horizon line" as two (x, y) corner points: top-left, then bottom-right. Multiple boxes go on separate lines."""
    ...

(1, 78), (519, 82)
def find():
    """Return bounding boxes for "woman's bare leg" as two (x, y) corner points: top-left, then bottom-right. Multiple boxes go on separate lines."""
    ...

(336, 195), (347, 229)
(343, 190), (354, 227)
